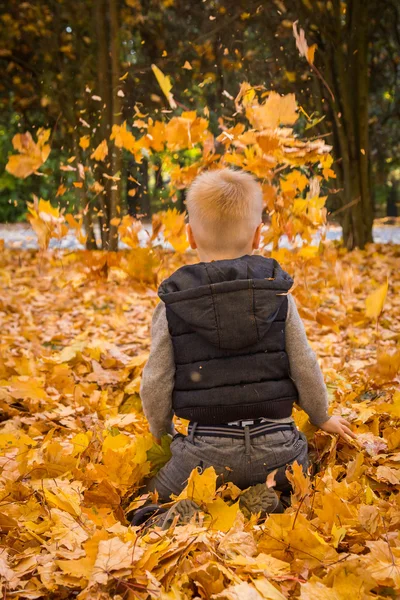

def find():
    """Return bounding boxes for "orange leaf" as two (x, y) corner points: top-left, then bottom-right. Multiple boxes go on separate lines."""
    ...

(90, 139), (108, 161)
(6, 128), (51, 179)
(79, 135), (90, 150)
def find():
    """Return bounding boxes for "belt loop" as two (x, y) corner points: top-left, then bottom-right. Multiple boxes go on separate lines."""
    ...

(188, 422), (198, 445)
(244, 425), (251, 458)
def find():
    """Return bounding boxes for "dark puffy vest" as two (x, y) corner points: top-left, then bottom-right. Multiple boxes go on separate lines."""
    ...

(158, 255), (299, 424)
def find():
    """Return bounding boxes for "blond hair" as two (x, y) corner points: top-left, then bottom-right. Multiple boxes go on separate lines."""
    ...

(186, 168), (263, 254)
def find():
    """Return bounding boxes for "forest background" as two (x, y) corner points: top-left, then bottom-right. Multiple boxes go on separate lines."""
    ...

(1, 0), (400, 249)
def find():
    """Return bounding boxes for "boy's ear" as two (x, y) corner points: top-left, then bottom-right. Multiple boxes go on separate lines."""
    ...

(187, 224), (197, 249)
(252, 222), (263, 250)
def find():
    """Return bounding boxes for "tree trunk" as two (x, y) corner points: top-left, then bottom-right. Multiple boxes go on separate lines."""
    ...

(73, 138), (98, 250)
(301, 0), (374, 249)
(94, 0), (110, 249)
(154, 155), (163, 192)
(126, 157), (139, 217)
(387, 185), (398, 217)
(107, 0), (122, 251)
(139, 158), (151, 220)
(345, 0), (373, 248)
(94, 0), (122, 250)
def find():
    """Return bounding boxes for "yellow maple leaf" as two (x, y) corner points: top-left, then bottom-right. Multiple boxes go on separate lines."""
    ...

(117, 214), (142, 249)
(177, 466), (217, 505)
(43, 487), (82, 517)
(102, 432), (130, 452)
(90, 139), (108, 161)
(307, 44), (317, 64)
(27, 197), (67, 250)
(111, 121), (136, 152)
(246, 92), (298, 130)
(71, 432), (91, 457)
(319, 154), (336, 179)
(90, 537), (144, 585)
(147, 118), (166, 152)
(365, 279), (388, 320)
(206, 497), (240, 532)
(120, 247), (159, 284)
(65, 213), (87, 246)
(378, 390), (400, 418)
(159, 208), (189, 253)
(281, 169), (309, 193)
(260, 513), (338, 569)
(293, 21), (317, 66)
(56, 184), (67, 197)
(6, 128), (51, 179)
(151, 64), (177, 109)
(57, 530), (108, 581)
(79, 135), (90, 150)
(286, 460), (312, 503)
(8, 375), (49, 401)
(165, 112), (209, 150)
(316, 310), (340, 334)
(256, 131), (281, 157)
(285, 70), (296, 82)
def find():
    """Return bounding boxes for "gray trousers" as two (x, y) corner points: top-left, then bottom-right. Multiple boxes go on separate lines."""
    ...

(144, 425), (308, 503)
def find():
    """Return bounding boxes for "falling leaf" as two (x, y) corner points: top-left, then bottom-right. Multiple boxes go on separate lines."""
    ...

(293, 21), (317, 65)
(110, 121), (143, 161)
(79, 135), (90, 150)
(56, 184), (67, 197)
(157, 208), (189, 253)
(246, 92), (298, 129)
(151, 64), (177, 109)
(26, 197), (67, 250)
(365, 279), (388, 319)
(90, 139), (108, 161)
(6, 128), (51, 179)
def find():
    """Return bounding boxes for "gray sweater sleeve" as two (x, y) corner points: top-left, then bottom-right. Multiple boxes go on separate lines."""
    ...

(140, 302), (175, 438)
(285, 294), (330, 426)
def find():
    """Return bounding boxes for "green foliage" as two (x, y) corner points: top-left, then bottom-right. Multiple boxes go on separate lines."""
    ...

(146, 434), (173, 474)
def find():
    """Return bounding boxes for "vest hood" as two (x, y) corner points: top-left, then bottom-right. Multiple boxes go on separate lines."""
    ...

(158, 255), (293, 350)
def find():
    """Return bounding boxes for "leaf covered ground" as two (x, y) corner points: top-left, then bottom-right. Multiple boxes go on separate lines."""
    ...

(1, 243), (400, 599)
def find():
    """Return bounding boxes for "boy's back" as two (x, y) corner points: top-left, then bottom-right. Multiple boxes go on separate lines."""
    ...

(158, 255), (297, 424)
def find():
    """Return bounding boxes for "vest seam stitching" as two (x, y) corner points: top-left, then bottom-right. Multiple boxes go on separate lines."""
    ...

(171, 320), (286, 338)
(174, 377), (294, 392)
(204, 263), (221, 349)
(175, 396), (297, 410)
(251, 283), (260, 341)
(174, 349), (286, 366)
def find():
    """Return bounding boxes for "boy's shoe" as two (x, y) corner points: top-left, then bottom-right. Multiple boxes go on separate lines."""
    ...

(239, 483), (284, 517)
(128, 503), (167, 527)
(159, 499), (201, 530)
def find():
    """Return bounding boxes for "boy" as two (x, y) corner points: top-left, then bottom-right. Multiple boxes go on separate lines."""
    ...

(136, 168), (354, 523)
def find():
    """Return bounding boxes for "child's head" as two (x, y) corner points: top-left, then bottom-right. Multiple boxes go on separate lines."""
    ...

(186, 168), (263, 261)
